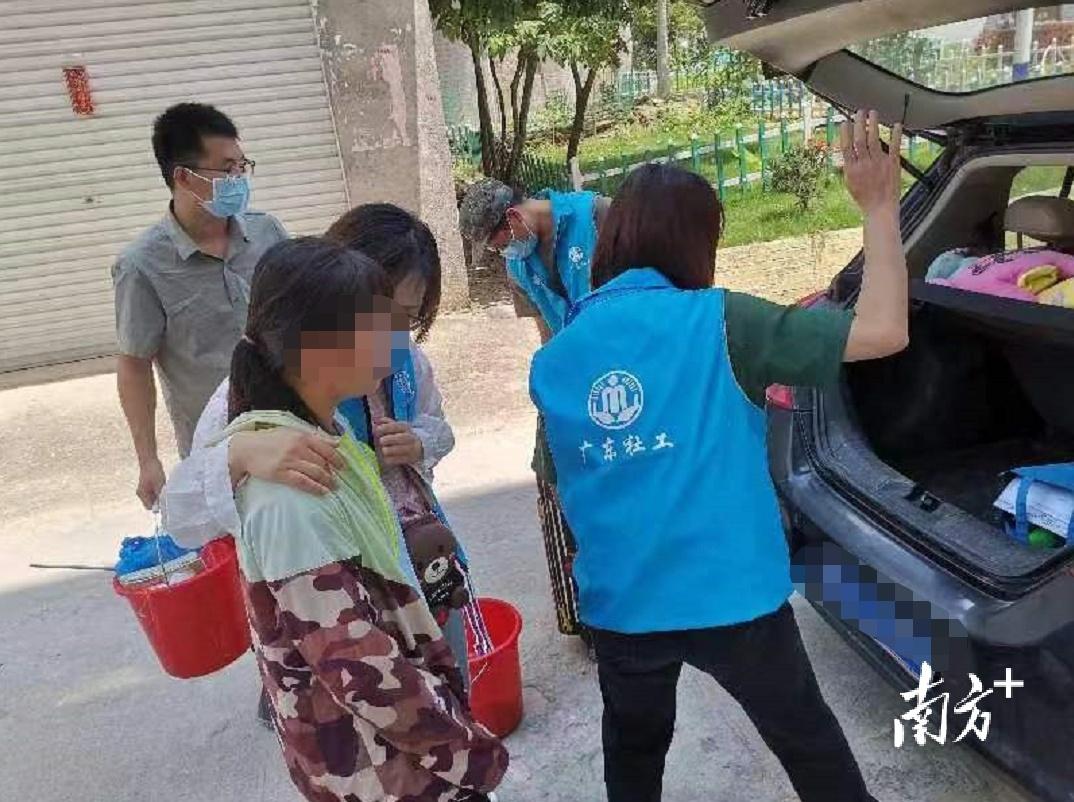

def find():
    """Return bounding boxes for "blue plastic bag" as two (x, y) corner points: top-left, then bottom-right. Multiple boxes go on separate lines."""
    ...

(1006, 463), (1074, 542)
(115, 535), (194, 577)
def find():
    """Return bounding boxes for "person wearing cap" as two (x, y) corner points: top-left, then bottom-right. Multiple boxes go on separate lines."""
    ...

(459, 179), (611, 340)
(458, 179), (610, 642)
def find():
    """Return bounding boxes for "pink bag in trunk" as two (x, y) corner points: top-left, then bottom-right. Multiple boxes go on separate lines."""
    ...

(931, 248), (1074, 302)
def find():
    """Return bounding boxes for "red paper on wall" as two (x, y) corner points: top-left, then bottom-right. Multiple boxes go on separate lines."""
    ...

(63, 66), (95, 117)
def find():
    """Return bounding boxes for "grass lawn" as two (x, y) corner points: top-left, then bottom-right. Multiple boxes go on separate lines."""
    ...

(690, 149), (938, 248)
(720, 181), (862, 248)
(524, 111), (1070, 249)
(719, 163), (1069, 248)
(560, 131), (946, 248)
(534, 123), (799, 180)
(511, 93), (1073, 249)
(529, 103), (762, 173)
(1012, 165), (1070, 197)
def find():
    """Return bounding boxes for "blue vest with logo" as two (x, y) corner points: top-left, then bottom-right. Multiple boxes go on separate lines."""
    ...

(506, 190), (598, 334)
(529, 268), (792, 633)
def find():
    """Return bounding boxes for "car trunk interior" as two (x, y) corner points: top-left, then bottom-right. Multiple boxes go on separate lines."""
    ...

(846, 288), (1074, 532)
(837, 155), (1074, 566)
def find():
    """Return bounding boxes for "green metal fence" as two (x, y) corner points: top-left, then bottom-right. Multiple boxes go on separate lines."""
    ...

(451, 92), (939, 202)
(607, 71), (807, 121)
(578, 110), (933, 198)
(449, 129), (570, 194)
(579, 109), (833, 199)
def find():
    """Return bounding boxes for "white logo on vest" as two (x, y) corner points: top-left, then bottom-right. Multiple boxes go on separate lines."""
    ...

(588, 371), (643, 430)
(568, 245), (587, 269)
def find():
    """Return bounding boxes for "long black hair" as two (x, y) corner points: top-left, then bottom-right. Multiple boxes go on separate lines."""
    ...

(324, 203), (442, 342)
(228, 237), (392, 424)
(592, 163), (724, 291)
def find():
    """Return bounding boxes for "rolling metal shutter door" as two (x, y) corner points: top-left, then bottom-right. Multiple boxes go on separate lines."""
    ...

(0, 0), (347, 373)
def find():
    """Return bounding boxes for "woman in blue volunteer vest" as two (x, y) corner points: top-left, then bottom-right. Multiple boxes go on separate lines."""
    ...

(459, 179), (609, 639)
(530, 111), (908, 802)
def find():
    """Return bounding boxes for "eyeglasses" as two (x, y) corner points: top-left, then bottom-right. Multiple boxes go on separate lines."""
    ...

(183, 159), (256, 177)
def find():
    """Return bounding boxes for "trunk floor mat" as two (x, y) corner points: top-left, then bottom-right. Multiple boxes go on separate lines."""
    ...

(895, 439), (1074, 524)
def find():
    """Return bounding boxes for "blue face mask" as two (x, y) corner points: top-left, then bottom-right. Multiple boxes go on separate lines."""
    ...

(191, 173), (251, 219)
(498, 216), (538, 261)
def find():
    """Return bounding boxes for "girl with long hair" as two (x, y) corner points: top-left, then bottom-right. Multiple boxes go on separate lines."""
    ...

(161, 205), (478, 692)
(220, 236), (506, 802)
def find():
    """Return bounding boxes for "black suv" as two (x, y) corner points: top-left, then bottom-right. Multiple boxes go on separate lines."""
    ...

(704, 2), (1074, 800)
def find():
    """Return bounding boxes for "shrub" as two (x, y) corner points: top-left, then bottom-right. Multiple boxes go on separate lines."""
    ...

(770, 142), (829, 211)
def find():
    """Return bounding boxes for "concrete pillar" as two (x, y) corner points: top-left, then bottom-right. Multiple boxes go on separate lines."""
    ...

(1013, 8), (1035, 82)
(620, 24), (634, 75)
(413, 0), (468, 311)
(310, 0), (469, 310)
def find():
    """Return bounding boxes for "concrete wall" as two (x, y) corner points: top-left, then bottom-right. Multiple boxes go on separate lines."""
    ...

(436, 33), (480, 129)
(413, 0), (469, 311)
(311, 0), (468, 309)
(434, 32), (579, 130)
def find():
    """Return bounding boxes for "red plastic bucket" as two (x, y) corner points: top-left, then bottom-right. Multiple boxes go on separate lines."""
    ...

(466, 597), (524, 738)
(114, 538), (251, 679)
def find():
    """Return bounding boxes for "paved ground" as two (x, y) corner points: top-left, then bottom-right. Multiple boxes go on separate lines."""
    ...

(0, 289), (1040, 801)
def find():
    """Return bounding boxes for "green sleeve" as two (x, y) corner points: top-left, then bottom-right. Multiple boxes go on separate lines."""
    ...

(724, 291), (853, 408)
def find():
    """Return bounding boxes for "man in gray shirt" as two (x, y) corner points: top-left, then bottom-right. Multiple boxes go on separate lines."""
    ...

(112, 103), (287, 510)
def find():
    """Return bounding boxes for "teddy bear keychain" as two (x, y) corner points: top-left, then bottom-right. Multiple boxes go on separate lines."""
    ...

(401, 513), (471, 625)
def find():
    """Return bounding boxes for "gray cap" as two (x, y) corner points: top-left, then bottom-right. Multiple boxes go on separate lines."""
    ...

(458, 178), (514, 254)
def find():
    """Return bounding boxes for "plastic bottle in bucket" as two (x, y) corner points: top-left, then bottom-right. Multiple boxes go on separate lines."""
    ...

(114, 537), (250, 679)
(465, 597), (524, 738)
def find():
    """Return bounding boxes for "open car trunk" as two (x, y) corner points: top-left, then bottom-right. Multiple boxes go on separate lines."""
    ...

(835, 283), (1074, 585)
(702, 0), (1074, 588)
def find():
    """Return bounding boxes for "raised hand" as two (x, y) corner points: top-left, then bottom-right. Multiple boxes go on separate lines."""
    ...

(841, 109), (903, 217)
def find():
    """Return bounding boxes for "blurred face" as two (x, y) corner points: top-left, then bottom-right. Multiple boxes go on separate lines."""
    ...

(292, 297), (405, 400)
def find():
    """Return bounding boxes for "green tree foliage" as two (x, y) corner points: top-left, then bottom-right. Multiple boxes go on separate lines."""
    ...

(850, 32), (941, 80)
(629, 0), (709, 72)
(431, 0), (625, 184)
(430, 1), (526, 176)
(543, 2), (627, 163)
(770, 142), (829, 212)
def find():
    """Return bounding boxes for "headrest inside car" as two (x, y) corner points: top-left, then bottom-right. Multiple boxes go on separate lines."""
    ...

(1005, 195), (1074, 245)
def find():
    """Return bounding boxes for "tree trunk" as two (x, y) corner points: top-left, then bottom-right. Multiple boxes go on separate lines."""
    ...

(656, 0), (671, 98)
(467, 35), (495, 175)
(506, 49), (539, 185)
(566, 63), (599, 165)
(488, 55), (508, 143)
(509, 56), (525, 136)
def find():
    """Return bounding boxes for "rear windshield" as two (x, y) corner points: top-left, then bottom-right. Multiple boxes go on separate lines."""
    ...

(849, 5), (1074, 93)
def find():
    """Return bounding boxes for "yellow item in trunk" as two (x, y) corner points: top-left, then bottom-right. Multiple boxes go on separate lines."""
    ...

(1016, 265), (1061, 295)
(1037, 276), (1074, 308)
